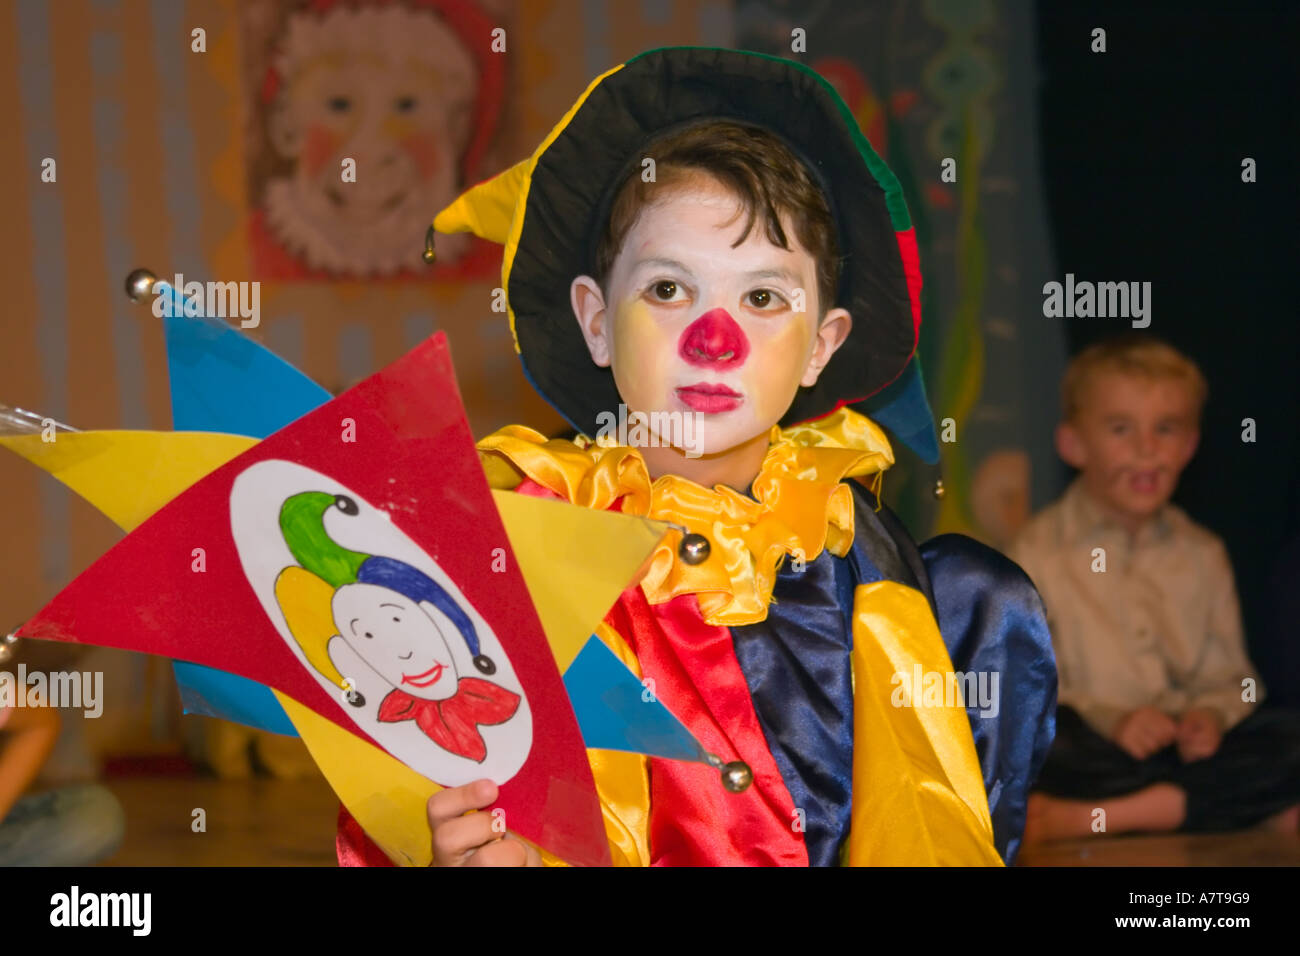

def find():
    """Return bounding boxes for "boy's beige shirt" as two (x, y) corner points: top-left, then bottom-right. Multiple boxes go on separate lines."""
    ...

(1008, 478), (1260, 738)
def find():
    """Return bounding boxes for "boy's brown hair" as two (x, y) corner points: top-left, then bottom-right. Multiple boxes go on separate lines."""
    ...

(1062, 334), (1208, 422)
(592, 121), (842, 316)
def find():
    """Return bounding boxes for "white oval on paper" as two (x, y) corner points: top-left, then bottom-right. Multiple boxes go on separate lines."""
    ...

(229, 459), (532, 786)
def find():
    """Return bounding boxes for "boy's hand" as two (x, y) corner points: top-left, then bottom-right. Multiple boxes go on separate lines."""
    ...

(1113, 707), (1178, 760)
(427, 779), (542, 867)
(1175, 708), (1223, 762)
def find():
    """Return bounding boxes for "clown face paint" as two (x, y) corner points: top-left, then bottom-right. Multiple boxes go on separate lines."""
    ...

(230, 459), (531, 782)
(596, 175), (833, 457)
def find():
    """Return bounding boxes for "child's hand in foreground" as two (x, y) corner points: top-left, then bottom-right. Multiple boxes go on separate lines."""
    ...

(1175, 708), (1223, 763)
(1113, 707), (1179, 760)
(427, 779), (542, 867)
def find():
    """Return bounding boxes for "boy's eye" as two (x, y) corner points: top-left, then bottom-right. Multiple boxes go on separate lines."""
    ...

(642, 280), (686, 303)
(746, 288), (785, 309)
(327, 96), (352, 113)
(394, 96), (417, 112)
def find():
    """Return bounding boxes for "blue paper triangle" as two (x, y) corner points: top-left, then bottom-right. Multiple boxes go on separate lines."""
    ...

(158, 283), (331, 439)
(562, 635), (706, 762)
(158, 284), (332, 736)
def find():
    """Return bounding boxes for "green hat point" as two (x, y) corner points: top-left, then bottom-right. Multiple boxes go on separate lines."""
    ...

(279, 492), (369, 589)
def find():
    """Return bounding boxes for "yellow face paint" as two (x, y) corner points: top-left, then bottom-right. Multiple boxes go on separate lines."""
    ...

(737, 314), (817, 428)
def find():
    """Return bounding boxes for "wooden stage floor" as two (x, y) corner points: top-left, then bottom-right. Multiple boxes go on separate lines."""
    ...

(95, 775), (1300, 867)
(101, 775), (341, 867)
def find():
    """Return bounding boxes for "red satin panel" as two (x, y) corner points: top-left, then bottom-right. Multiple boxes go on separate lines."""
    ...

(606, 585), (808, 866)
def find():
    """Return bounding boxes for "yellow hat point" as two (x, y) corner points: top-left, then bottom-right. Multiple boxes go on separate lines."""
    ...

(433, 158), (530, 245)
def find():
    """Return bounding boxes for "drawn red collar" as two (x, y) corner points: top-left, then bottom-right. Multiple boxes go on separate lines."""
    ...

(377, 677), (520, 763)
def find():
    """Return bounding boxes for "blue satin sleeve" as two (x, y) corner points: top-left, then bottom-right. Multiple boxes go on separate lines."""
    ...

(920, 533), (1058, 864)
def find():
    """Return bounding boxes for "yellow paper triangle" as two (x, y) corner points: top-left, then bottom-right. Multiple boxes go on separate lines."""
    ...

(491, 489), (667, 670)
(0, 431), (257, 532)
(273, 689), (441, 866)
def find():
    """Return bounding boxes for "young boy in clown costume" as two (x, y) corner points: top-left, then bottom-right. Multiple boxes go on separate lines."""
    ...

(339, 47), (1056, 867)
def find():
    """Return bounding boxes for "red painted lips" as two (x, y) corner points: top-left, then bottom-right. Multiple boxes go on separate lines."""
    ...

(676, 383), (742, 413)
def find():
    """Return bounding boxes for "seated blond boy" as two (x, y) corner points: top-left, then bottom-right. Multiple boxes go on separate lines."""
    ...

(1009, 335), (1300, 840)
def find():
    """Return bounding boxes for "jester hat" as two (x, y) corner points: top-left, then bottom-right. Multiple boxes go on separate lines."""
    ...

(432, 46), (937, 457)
(278, 491), (498, 691)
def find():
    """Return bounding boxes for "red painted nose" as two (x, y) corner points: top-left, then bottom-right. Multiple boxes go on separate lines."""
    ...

(677, 308), (750, 369)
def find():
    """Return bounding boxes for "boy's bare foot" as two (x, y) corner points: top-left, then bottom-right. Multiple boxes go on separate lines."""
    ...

(1261, 805), (1300, 834)
(1024, 784), (1187, 842)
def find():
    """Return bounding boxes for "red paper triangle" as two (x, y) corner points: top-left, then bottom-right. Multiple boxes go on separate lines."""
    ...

(19, 334), (610, 866)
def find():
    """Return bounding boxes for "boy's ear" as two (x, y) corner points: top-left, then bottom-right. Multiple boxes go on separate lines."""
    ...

(571, 275), (612, 367)
(1055, 420), (1088, 469)
(800, 308), (853, 388)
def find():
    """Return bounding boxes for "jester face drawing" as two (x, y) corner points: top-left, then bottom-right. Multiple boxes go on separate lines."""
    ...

(231, 462), (531, 783)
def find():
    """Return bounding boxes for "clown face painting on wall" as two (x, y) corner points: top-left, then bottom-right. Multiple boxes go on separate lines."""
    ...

(230, 459), (532, 785)
(240, 0), (508, 280)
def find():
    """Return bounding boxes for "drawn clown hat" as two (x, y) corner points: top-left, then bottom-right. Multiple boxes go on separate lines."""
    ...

(432, 46), (940, 461)
(278, 492), (498, 692)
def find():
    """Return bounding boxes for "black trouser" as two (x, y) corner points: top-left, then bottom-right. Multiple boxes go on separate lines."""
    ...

(1033, 704), (1300, 832)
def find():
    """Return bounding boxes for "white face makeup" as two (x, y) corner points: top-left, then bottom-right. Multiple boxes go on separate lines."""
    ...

(575, 174), (851, 459)
(332, 584), (460, 702)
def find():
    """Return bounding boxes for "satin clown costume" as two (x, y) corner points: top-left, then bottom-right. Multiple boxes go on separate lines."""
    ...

(339, 47), (1057, 867)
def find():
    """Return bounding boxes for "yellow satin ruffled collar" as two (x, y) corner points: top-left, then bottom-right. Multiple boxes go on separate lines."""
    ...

(477, 407), (894, 627)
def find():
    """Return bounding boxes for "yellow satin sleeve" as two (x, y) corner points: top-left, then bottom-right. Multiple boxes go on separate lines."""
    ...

(844, 581), (1003, 866)
(539, 621), (652, 867)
